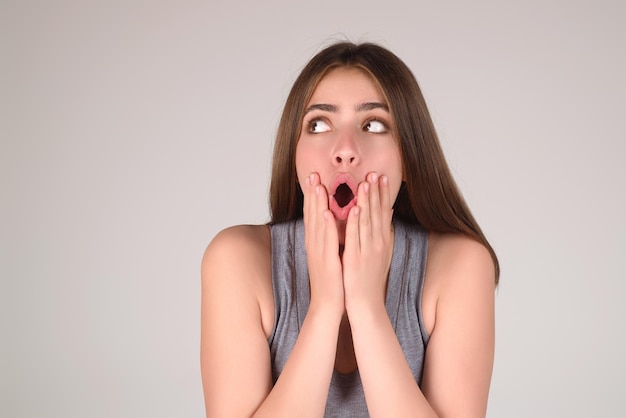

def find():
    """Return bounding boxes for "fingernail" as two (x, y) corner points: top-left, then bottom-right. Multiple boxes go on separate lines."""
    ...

(371, 173), (378, 183)
(381, 175), (388, 185)
(363, 182), (370, 193)
(315, 185), (320, 195)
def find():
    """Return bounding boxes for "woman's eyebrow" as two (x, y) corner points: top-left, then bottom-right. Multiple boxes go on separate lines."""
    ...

(305, 102), (388, 114)
(356, 102), (389, 112)
(304, 103), (338, 114)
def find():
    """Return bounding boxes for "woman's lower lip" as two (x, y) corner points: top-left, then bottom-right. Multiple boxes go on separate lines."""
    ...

(329, 198), (357, 220)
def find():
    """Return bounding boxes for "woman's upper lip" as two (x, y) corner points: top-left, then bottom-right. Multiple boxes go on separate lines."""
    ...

(329, 172), (358, 195)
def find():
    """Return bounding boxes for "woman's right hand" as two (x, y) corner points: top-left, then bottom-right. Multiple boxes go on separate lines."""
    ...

(302, 172), (345, 317)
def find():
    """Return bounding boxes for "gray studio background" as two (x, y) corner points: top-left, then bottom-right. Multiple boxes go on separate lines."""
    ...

(2, 0), (625, 417)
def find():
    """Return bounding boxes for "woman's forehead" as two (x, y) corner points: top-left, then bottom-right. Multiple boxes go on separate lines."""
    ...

(308, 67), (386, 106)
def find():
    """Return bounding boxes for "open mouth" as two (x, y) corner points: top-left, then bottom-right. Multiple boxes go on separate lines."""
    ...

(334, 183), (355, 208)
(329, 173), (358, 221)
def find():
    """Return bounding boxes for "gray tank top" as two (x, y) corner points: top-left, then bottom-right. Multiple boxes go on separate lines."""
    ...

(269, 218), (430, 417)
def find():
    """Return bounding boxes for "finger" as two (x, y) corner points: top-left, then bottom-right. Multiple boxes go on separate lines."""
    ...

(302, 173), (312, 226)
(304, 173), (320, 248)
(315, 179), (330, 231)
(368, 172), (382, 238)
(345, 204), (360, 255)
(357, 179), (371, 247)
(379, 174), (393, 233)
(323, 209), (339, 259)
(314, 178), (335, 258)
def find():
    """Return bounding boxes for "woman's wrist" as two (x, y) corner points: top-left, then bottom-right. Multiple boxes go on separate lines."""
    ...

(345, 296), (387, 328)
(307, 298), (345, 326)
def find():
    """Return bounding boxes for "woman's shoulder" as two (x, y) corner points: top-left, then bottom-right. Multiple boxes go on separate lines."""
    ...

(427, 232), (494, 279)
(201, 224), (274, 336)
(205, 224), (271, 255)
(205, 225), (271, 260)
(202, 224), (272, 288)
(422, 232), (496, 332)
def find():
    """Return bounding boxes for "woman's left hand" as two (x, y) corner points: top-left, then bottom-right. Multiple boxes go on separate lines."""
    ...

(342, 172), (394, 313)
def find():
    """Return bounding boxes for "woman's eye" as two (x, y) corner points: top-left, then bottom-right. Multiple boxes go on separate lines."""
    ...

(308, 119), (331, 133)
(364, 119), (388, 133)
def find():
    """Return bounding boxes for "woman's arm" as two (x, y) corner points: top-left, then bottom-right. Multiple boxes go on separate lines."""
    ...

(255, 173), (347, 416)
(201, 225), (342, 417)
(343, 173), (495, 417)
(419, 234), (496, 417)
(342, 173), (437, 417)
(200, 225), (274, 417)
(348, 234), (495, 417)
(202, 174), (347, 417)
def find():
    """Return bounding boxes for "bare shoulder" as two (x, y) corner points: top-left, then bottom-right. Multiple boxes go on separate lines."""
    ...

(203, 224), (271, 265)
(422, 232), (495, 335)
(202, 224), (271, 284)
(201, 224), (273, 336)
(426, 232), (496, 293)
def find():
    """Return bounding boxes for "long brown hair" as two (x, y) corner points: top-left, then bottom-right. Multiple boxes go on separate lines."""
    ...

(269, 42), (499, 283)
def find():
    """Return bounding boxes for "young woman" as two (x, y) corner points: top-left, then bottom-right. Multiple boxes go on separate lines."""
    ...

(201, 42), (499, 417)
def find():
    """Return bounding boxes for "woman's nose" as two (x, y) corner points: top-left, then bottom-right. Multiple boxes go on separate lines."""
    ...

(333, 133), (359, 166)
(335, 153), (356, 164)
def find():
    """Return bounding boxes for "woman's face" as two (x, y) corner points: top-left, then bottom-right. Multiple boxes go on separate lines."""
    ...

(295, 67), (404, 227)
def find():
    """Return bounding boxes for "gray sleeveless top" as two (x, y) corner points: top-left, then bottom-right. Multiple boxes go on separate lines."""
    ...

(269, 218), (430, 417)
